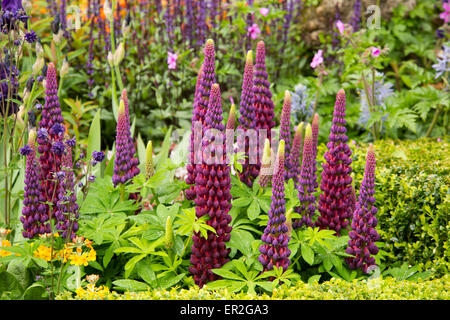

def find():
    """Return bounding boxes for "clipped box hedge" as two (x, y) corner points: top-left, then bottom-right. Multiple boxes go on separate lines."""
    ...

(317, 138), (449, 276)
(58, 275), (449, 300)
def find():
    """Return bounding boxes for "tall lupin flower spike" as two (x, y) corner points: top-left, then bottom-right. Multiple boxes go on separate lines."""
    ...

(346, 144), (379, 273)
(238, 51), (259, 187)
(286, 122), (304, 186)
(253, 41), (275, 142)
(280, 90), (292, 172)
(20, 130), (50, 239)
(186, 39), (216, 200)
(258, 140), (291, 272)
(37, 62), (65, 235)
(55, 140), (79, 240)
(311, 113), (319, 189)
(112, 95), (140, 187)
(258, 138), (273, 188)
(316, 89), (353, 235)
(293, 124), (316, 228)
(189, 84), (232, 288)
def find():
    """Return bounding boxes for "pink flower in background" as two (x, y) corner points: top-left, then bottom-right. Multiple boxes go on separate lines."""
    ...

(259, 8), (269, 17)
(167, 52), (178, 70)
(336, 20), (345, 35)
(437, 138), (442, 142)
(371, 47), (381, 57)
(310, 50), (324, 69)
(440, 2), (450, 23)
(248, 23), (261, 39)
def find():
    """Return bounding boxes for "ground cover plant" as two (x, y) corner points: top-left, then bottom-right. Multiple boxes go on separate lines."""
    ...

(0, 0), (449, 301)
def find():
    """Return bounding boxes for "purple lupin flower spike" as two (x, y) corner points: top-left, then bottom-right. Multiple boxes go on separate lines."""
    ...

(186, 40), (216, 200)
(280, 90), (292, 172)
(112, 92), (140, 187)
(316, 89), (353, 235)
(37, 62), (65, 232)
(258, 140), (291, 272)
(286, 122), (304, 186)
(55, 141), (79, 240)
(311, 113), (319, 189)
(253, 41), (275, 143)
(20, 131), (50, 239)
(189, 84), (232, 288)
(238, 51), (255, 130)
(186, 65), (205, 200)
(293, 124), (316, 228)
(350, 0), (362, 32)
(346, 144), (379, 273)
(238, 51), (259, 187)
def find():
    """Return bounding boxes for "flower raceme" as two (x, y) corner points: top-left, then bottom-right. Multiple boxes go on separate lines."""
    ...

(258, 140), (291, 272)
(316, 89), (353, 235)
(189, 84), (233, 288)
(293, 124), (317, 228)
(346, 144), (380, 273)
(286, 122), (304, 186)
(112, 90), (140, 187)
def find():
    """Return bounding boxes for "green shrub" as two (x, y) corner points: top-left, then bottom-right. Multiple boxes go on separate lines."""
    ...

(317, 138), (449, 276)
(57, 275), (449, 300)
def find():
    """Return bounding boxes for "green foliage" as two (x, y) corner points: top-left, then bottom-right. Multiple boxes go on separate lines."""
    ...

(57, 275), (450, 300)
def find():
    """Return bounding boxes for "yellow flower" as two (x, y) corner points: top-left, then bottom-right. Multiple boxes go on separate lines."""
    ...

(68, 252), (89, 266)
(33, 245), (54, 261)
(0, 240), (12, 257)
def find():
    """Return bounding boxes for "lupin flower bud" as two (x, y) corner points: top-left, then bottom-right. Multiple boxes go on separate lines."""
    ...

(189, 84), (232, 288)
(113, 42), (125, 66)
(164, 216), (174, 249)
(253, 41), (275, 142)
(103, 0), (113, 21)
(316, 90), (353, 235)
(107, 52), (114, 67)
(112, 91), (140, 187)
(36, 40), (44, 58)
(21, 130), (50, 239)
(258, 140), (291, 272)
(60, 57), (69, 78)
(311, 113), (319, 189)
(226, 103), (236, 130)
(258, 138), (273, 188)
(346, 144), (379, 273)
(145, 141), (154, 180)
(286, 122), (304, 185)
(280, 91), (292, 166)
(32, 56), (44, 76)
(293, 124), (316, 228)
(238, 51), (259, 187)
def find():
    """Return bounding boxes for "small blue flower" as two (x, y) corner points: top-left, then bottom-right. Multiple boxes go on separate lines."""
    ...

(92, 150), (105, 162)
(88, 175), (96, 183)
(51, 123), (65, 136)
(24, 30), (37, 43)
(51, 141), (65, 156)
(37, 128), (49, 141)
(65, 137), (76, 148)
(432, 45), (450, 79)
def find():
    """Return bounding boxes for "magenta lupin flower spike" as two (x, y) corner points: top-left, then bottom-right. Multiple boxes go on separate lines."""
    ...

(311, 113), (319, 189)
(286, 122), (304, 186)
(112, 93), (140, 187)
(292, 124), (316, 228)
(189, 84), (232, 288)
(36, 62), (65, 236)
(20, 130), (50, 239)
(346, 144), (379, 273)
(238, 51), (259, 187)
(316, 90), (353, 235)
(253, 41), (275, 142)
(186, 39), (216, 200)
(258, 140), (291, 271)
